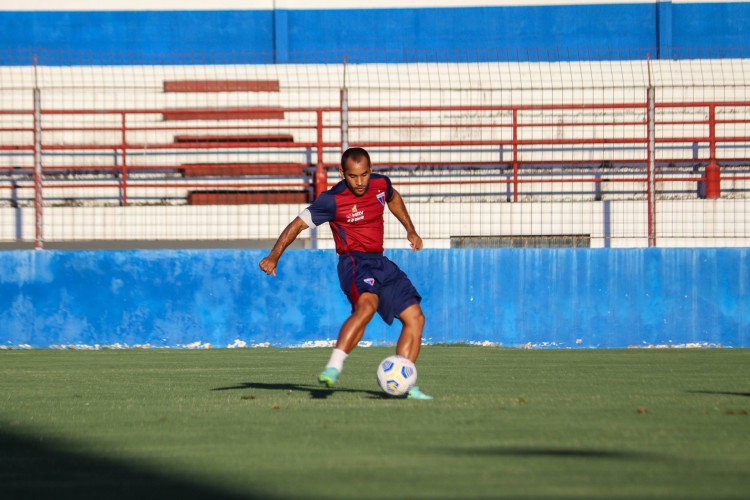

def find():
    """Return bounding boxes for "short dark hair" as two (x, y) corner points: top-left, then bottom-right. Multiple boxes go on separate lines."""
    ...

(340, 147), (371, 171)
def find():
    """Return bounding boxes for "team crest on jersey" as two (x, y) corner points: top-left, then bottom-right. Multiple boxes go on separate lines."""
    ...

(363, 278), (375, 286)
(376, 191), (386, 206)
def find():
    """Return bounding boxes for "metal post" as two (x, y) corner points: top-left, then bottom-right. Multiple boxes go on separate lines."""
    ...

(341, 56), (349, 151)
(33, 66), (44, 250)
(341, 88), (349, 152)
(512, 108), (519, 202)
(120, 112), (129, 206)
(705, 104), (721, 199)
(647, 59), (657, 247)
(314, 109), (327, 199)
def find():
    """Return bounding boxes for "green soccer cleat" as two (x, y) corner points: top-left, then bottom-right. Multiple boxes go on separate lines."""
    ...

(406, 386), (433, 400)
(318, 367), (340, 388)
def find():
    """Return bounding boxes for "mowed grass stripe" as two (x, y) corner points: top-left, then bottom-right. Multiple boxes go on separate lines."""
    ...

(1, 347), (748, 499)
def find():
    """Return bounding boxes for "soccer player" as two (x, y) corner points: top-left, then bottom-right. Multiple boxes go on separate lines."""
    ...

(259, 147), (432, 400)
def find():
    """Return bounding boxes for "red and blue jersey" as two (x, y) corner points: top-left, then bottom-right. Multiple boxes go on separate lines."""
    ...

(300, 174), (394, 254)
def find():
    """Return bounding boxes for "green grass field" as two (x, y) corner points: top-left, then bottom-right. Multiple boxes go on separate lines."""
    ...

(1, 346), (748, 499)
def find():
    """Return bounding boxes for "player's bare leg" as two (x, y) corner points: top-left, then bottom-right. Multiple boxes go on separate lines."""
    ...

(336, 292), (379, 353)
(395, 303), (432, 400)
(395, 303), (425, 362)
(319, 292), (378, 388)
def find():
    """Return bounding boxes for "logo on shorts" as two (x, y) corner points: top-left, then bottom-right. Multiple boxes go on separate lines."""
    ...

(363, 278), (375, 286)
(376, 192), (386, 206)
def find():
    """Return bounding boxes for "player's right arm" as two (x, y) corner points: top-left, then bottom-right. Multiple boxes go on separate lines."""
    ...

(259, 216), (309, 276)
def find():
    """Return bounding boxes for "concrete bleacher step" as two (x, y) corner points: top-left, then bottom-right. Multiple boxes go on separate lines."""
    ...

(164, 79), (308, 205)
(187, 190), (309, 205)
(163, 109), (285, 120)
(180, 163), (307, 177)
(172, 134), (294, 144)
(162, 79), (283, 121)
(163, 80), (281, 93)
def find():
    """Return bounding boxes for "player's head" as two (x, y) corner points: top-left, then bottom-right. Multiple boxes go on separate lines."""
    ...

(340, 147), (372, 197)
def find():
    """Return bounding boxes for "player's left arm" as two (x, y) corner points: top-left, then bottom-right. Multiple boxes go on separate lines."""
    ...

(387, 188), (423, 251)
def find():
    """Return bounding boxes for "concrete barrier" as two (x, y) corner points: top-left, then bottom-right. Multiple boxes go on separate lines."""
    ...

(0, 248), (746, 348)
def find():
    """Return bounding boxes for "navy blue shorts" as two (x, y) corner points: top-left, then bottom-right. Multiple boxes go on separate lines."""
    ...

(337, 252), (422, 325)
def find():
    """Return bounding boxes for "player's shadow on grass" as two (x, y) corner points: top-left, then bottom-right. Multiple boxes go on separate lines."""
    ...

(212, 382), (387, 399)
(445, 446), (655, 460)
(688, 390), (750, 397)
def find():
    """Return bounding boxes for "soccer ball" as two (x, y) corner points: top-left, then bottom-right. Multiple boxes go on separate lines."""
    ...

(376, 355), (417, 396)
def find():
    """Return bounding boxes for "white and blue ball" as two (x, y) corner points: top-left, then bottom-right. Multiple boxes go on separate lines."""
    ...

(376, 355), (417, 396)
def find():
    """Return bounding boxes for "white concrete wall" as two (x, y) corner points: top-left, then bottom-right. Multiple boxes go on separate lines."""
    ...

(3, 197), (749, 248)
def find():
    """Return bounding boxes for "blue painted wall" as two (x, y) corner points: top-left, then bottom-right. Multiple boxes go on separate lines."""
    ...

(672, 2), (750, 53)
(1, 2), (749, 64)
(0, 248), (746, 348)
(283, 4), (655, 62)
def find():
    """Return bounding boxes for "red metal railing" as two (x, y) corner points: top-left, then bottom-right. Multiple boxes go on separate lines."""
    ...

(0, 105), (342, 208)
(1, 99), (750, 247)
